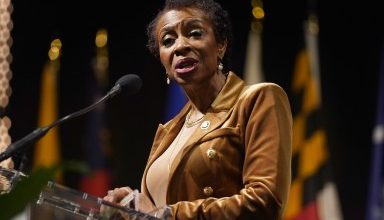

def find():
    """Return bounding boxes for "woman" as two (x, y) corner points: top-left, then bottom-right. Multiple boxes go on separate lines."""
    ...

(104, 0), (292, 219)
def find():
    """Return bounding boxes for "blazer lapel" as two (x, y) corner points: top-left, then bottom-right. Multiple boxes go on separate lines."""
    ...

(141, 103), (191, 197)
(167, 110), (232, 174)
(145, 104), (191, 169)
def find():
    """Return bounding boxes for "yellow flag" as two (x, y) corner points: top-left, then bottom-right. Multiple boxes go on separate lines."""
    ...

(33, 39), (62, 182)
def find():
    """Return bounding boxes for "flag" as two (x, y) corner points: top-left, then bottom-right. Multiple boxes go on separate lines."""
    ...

(283, 16), (343, 220)
(79, 29), (112, 197)
(243, 22), (264, 84)
(34, 40), (62, 168)
(163, 81), (187, 122)
(365, 43), (384, 220)
(33, 39), (62, 182)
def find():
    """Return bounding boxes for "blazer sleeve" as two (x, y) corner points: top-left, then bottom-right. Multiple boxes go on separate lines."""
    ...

(168, 83), (293, 220)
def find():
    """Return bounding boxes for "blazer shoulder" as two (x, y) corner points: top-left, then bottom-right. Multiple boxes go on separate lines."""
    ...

(242, 82), (288, 99)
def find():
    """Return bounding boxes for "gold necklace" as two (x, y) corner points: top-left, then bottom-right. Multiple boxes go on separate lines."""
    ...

(185, 110), (204, 128)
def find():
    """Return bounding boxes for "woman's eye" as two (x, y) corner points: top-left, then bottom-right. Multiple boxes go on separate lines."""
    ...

(189, 29), (203, 37)
(161, 37), (174, 47)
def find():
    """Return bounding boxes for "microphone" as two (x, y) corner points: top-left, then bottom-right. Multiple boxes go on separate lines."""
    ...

(0, 74), (142, 163)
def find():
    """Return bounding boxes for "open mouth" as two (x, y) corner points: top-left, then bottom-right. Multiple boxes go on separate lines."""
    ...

(175, 58), (198, 74)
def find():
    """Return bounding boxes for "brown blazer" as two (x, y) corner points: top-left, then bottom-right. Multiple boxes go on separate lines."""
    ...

(141, 72), (292, 220)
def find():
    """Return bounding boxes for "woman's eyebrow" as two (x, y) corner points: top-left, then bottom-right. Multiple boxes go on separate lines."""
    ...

(161, 18), (204, 31)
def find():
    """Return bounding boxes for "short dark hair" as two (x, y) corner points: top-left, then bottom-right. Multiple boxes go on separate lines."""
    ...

(146, 0), (233, 71)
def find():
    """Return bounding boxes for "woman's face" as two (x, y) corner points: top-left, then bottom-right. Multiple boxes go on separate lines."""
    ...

(156, 8), (226, 86)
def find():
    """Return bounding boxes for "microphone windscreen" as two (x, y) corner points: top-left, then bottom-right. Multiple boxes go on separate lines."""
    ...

(115, 74), (142, 95)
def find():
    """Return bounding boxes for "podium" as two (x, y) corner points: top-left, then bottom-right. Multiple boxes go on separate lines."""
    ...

(0, 167), (170, 220)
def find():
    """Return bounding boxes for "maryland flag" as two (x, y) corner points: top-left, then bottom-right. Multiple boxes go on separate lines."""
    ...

(283, 16), (343, 220)
(33, 39), (62, 182)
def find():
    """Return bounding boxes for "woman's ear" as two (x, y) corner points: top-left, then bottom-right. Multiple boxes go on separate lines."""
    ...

(218, 40), (228, 59)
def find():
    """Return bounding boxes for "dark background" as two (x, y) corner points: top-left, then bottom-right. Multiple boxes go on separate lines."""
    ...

(6, 0), (384, 219)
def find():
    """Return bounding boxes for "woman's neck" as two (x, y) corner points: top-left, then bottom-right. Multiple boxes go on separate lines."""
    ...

(184, 72), (227, 113)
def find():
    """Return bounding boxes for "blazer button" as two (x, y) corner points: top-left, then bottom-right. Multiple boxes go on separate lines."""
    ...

(206, 148), (216, 159)
(203, 186), (213, 196)
(200, 121), (210, 129)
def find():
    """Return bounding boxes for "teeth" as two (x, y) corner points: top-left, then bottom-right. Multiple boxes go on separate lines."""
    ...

(181, 64), (192, 68)
(179, 62), (194, 68)
(176, 59), (197, 69)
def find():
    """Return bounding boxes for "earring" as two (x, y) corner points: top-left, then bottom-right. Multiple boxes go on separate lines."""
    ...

(166, 73), (170, 85)
(218, 62), (224, 72)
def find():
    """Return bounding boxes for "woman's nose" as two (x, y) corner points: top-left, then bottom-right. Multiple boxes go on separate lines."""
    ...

(174, 37), (191, 55)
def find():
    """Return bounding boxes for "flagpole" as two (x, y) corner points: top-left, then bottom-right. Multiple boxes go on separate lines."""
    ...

(243, 0), (264, 84)
(304, 15), (321, 104)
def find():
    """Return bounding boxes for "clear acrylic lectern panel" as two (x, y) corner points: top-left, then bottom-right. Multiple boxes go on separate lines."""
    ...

(0, 166), (26, 194)
(29, 181), (170, 220)
(1, 167), (170, 220)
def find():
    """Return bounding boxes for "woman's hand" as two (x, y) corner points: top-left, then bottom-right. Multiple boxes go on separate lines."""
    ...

(102, 187), (159, 218)
(103, 187), (133, 204)
(100, 186), (133, 218)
